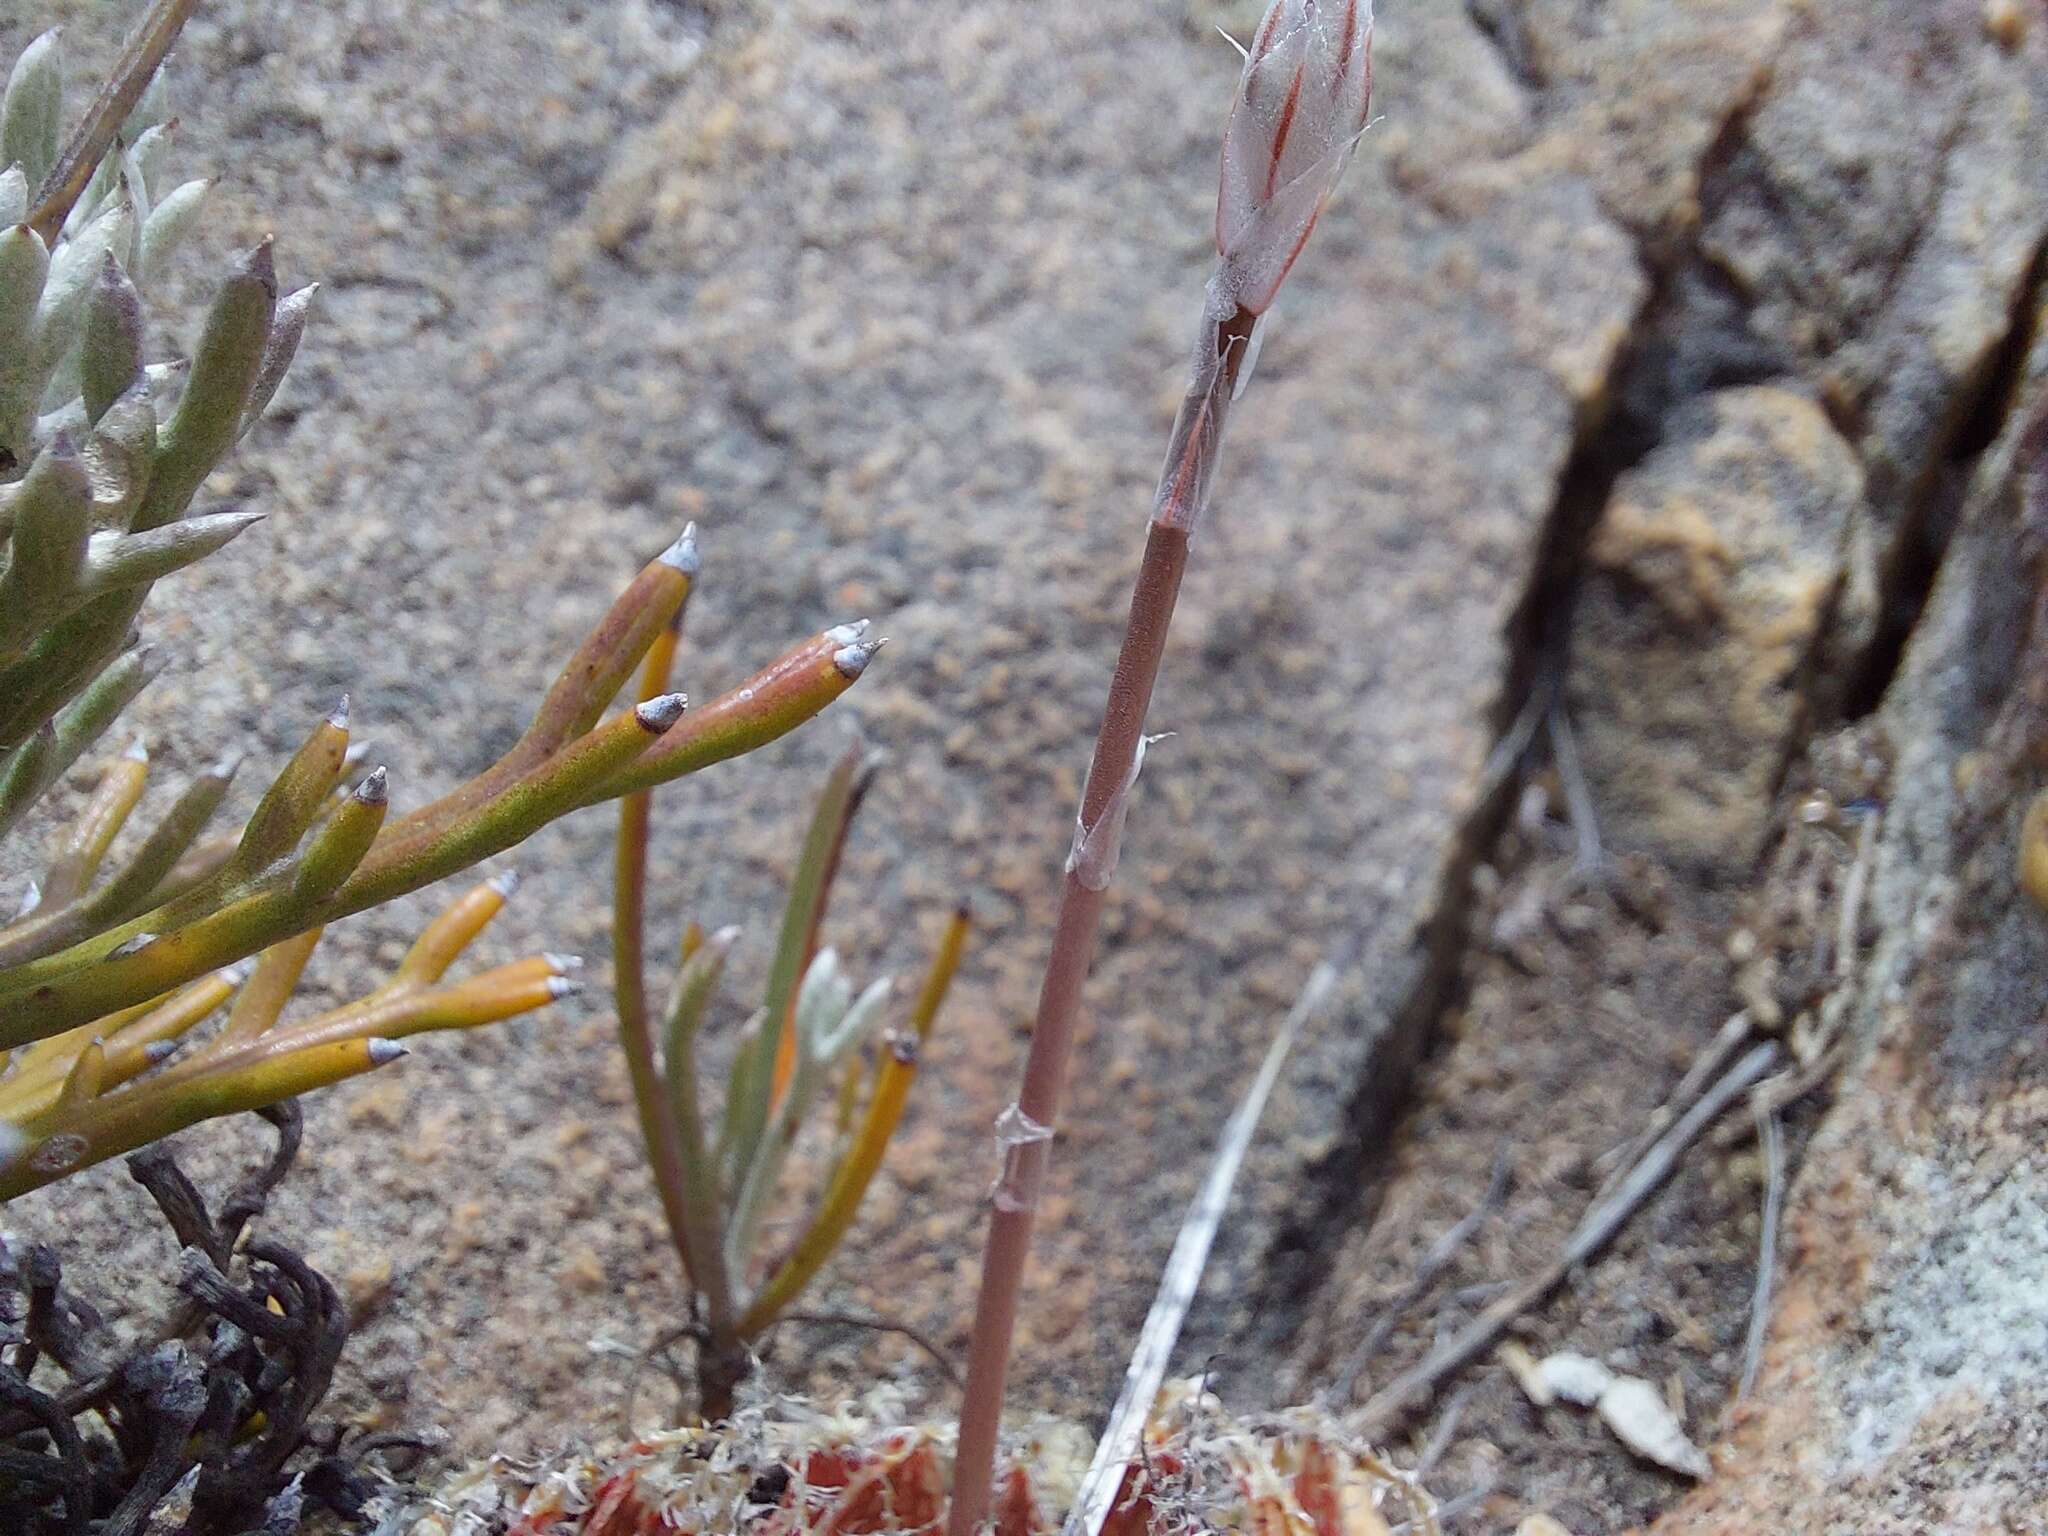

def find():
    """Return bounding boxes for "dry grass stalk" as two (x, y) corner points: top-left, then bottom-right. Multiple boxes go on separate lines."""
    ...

(1355, 1041), (1780, 1435)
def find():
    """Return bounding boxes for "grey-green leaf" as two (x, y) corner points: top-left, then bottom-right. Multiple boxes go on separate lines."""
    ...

(138, 240), (276, 532)
(1, 31), (62, 195)
(80, 251), (142, 425)
(240, 282), (317, 437)
(83, 509), (264, 592)
(0, 220), (49, 462)
(0, 163), (26, 226)
(136, 177), (206, 286)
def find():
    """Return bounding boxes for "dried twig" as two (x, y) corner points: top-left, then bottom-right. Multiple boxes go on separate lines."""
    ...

(1357, 1042), (1780, 1434)
(1591, 1011), (1752, 1204)
(766, 1309), (963, 1391)
(1391, 1480), (1490, 1535)
(1415, 1383), (1472, 1479)
(1333, 1148), (1510, 1406)
(1737, 1103), (1784, 1401)
(25, 0), (200, 243)
(0, 1120), (370, 1531)
(1713, 1043), (1843, 1151)
(1832, 809), (1879, 982)
(1064, 958), (1339, 1536)
(1546, 703), (1601, 874)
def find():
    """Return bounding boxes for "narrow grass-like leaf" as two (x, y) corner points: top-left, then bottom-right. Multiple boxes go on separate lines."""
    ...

(41, 736), (149, 905)
(721, 747), (862, 1190)
(729, 957), (892, 1272)
(1064, 962), (1335, 1536)
(612, 559), (716, 1304)
(738, 1029), (920, 1341)
(662, 925), (741, 1330)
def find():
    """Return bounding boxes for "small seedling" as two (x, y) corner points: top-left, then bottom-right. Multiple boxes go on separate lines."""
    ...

(613, 571), (968, 1420)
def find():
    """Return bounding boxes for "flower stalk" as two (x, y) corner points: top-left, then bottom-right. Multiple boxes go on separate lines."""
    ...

(946, 5), (1374, 1529)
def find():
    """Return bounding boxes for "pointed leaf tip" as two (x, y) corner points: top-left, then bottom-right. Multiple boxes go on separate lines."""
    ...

(659, 521), (700, 575)
(635, 692), (688, 732)
(833, 636), (884, 680)
(366, 1038), (407, 1065)
(355, 765), (389, 804)
(238, 235), (277, 293)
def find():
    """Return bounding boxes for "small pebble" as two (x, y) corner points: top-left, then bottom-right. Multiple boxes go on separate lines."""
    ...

(1985, 0), (2027, 48)
(2021, 790), (2048, 914)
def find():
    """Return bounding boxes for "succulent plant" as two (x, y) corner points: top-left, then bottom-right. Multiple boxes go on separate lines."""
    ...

(0, 7), (882, 1530)
(614, 597), (969, 1420)
(0, 16), (287, 718)
(0, 11), (877, 1200)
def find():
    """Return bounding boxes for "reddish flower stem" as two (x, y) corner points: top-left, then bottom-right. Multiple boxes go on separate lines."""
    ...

(947, 307), (1255, 1535)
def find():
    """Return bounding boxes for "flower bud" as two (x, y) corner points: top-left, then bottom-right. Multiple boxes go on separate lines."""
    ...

(1216, 0), (1374, 315)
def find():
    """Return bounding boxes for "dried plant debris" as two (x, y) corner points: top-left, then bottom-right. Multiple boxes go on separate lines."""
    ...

(0, 1108), (410, 1534)
(1501, 1345), (1711, 1482)
(379, 1384), (1435, 1536)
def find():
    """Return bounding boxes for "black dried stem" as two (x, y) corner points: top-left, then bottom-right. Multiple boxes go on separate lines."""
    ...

(0, 1111), (382, 1535)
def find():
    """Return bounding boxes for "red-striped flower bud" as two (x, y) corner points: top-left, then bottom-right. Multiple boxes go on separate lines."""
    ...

(1216, 0), (1374, 315)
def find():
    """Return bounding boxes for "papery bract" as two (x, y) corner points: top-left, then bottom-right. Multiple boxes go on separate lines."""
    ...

(1216, 0), (1374, 315)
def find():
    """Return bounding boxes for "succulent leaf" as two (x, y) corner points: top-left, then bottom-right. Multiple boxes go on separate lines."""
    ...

(0, 30), (61, 193)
